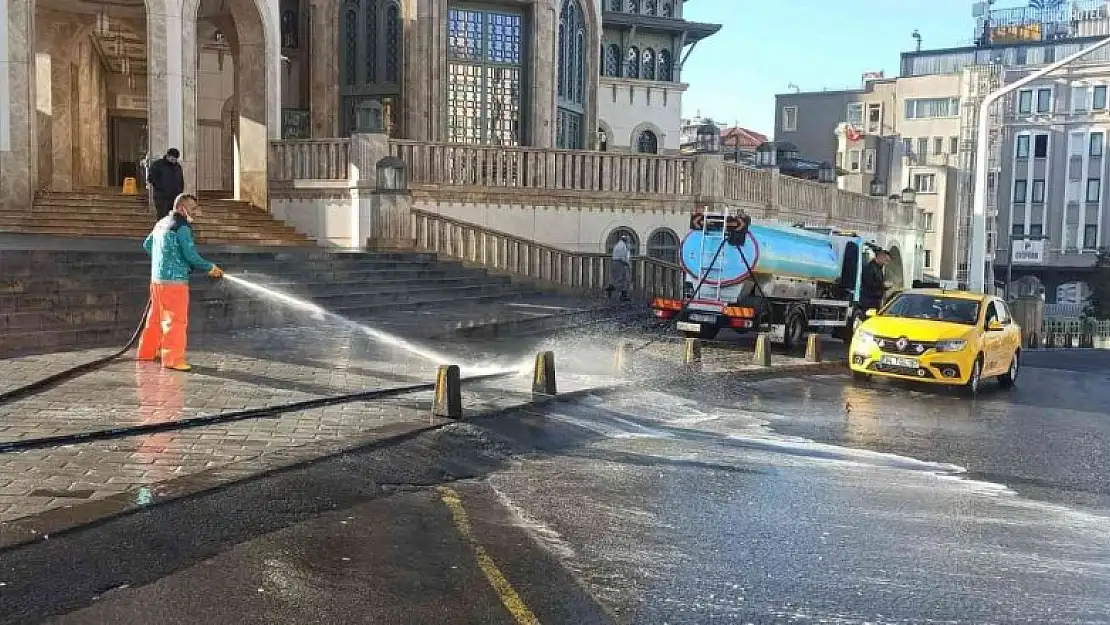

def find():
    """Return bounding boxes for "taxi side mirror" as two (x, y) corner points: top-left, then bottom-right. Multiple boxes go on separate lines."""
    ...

(987, 320), (1005, 332)
(865, 308), (878, 318)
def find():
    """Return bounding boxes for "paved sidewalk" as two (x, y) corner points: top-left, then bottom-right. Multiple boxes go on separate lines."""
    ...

(0, 313), (829, 538)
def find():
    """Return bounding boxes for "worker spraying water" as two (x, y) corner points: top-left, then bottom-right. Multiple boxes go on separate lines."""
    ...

(136, 193), (225, 371)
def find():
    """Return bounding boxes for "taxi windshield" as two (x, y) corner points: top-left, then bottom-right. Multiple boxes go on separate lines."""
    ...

(881, 293), (981, 325)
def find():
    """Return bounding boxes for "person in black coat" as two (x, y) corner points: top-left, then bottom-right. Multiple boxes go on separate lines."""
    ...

(147, 148), (185, 220)
(860, 249), (892, 312)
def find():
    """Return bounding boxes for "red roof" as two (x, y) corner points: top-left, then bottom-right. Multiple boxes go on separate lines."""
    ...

(720, 126), (768, 150)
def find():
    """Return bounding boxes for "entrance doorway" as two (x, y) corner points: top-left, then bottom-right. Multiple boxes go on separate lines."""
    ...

(109, 117), (149, 188)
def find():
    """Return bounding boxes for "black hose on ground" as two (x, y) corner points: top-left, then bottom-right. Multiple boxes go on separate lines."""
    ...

(0, 370), (517, 454)
(0, 299), (153, 406)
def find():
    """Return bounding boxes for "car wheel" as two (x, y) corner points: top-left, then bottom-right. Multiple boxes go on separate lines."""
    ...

(964, 356), (983, 396)
(998, 352), (1019, 389)
(851, 370), (870, 384)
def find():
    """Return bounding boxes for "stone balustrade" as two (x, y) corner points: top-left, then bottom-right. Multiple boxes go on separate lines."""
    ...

(270, 139), (350, 181)
(410, 209), (683, 298)
(391, 140), (694, 196)
(268, 137), (914, 230)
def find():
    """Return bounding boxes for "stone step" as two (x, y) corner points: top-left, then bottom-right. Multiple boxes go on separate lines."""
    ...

(0, 271), (502, 295)
(0, 225), (314, 246)
(16, 208), (294, 225)
(0, 257), (469, 278)
(0, 280), (528, 314)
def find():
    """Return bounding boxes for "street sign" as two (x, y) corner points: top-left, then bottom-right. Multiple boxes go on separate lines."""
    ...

(690, 212), (742, 231)
(1011, 238), (1045, 265)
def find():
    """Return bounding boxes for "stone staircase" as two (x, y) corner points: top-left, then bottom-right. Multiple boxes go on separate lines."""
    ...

(0, 246), (610, 358)
(2, 192), (314, 246)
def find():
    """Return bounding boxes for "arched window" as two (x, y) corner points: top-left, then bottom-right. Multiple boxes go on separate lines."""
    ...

(661, 0), (674, 16)
(340, 0), (403, 135)
(608, 0), (623, 10)
(636, 130), (658, 154)
(628, 0), (641, 12)
(606, 227), (640, 256)
(641, 48), (656, 80)
(645, 0), (657, 14)
(647, 229), (680, 264)
(603, 43), (621, 76)
(658, 49), (673, 81)
(556, 0), (587, 149)
(625, 46), (639, 79)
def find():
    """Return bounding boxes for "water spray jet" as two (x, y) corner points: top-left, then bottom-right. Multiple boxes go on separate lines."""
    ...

(222, 274), (525, 376)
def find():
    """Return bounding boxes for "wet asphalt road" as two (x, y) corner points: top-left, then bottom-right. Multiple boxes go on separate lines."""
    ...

(2, 349), (1110, 624)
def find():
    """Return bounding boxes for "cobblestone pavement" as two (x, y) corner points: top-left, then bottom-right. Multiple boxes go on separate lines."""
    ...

(0, 316), (821, 530)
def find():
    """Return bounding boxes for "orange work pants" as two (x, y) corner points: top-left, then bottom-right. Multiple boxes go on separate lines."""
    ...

(136, 283), (191, 368)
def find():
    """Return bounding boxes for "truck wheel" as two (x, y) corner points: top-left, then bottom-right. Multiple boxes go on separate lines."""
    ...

(783, 310), (807, 350)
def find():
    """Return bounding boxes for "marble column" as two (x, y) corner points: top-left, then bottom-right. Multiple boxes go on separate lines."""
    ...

(308, 0), (337, 138)
(0, 0), (34, 210)
(230, 0), (268, 209)
(403, 0), (436, 141)
(531, 0), (556, 148)
(148, 0), (188, 189)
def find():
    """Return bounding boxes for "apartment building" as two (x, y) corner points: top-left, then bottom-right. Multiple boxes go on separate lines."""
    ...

(775, 0), (1110, 300)
(775, 74), (962, 281)
(994, 63), (1110, 303)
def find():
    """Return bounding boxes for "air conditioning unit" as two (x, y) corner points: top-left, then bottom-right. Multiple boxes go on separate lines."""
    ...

(116, 94), (148, 111)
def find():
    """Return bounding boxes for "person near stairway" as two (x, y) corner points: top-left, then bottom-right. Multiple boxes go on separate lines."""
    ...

(137, 194), (225, 372)
(147, 148), (185, 220)
(607, 235), (632, 302)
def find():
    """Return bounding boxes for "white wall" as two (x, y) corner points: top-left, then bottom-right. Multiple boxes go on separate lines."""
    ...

(598, 78), (686, 152)
(271, 190), (356, 248)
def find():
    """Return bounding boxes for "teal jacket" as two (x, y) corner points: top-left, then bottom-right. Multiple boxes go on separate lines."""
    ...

(143, 214), (215, 284)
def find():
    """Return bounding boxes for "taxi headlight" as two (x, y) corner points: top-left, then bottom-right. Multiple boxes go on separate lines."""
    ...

(856, 330), (875, 345)
(935, 339), (967, 353)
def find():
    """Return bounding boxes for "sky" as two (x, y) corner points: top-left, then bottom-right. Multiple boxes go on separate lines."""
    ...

(680, 0), (990, 137)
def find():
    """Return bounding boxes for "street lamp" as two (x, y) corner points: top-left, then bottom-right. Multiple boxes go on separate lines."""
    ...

(755, 141), (777, 168)
(869, 178), (887, 197)
(817, 162), (836, 184)
(899, 186), (917, 205)
(696, 120), (720, 153)
(970, 35), (1110, 292)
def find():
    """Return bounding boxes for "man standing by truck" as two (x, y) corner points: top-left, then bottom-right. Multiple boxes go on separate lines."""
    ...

(860, 249), (892, 312)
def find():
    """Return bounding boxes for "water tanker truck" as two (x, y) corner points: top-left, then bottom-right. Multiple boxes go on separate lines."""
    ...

(650, 208), (876, 347)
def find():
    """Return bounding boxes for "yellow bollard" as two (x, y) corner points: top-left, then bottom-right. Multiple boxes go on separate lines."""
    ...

(121, 177), (139, 195)
(804, 333), (822, 363)
(532, 351), (557, 398)
(683, 338), (702, 371)
(615, 342), (635, 374)
(432, 364), (462, 419)
(753, 333), (771, 367)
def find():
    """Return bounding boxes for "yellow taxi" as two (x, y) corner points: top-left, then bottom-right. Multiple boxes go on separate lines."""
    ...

(849, 289), (1023, 394)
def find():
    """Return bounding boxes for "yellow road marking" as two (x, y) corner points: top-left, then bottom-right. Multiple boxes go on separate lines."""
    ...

(437, 486), (541, 625)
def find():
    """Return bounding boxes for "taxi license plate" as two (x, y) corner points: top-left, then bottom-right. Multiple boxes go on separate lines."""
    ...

(676, 322), (702, 332)
(689, 313), (717, 323)
(881, 355), (918, 368)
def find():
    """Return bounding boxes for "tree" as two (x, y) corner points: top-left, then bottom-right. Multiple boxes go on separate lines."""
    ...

(1085, 249), (1110, 319)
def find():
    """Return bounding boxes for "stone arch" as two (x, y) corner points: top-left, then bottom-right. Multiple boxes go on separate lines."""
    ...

(597, 119), (613, 151)
(629, 121), (664, 153)
(605, 226), (640, 256)
(183, 0), (279, 209)
(31, 1), (161, 191)
(646, 227), (680, 264)
(560, 0), (602, 149)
